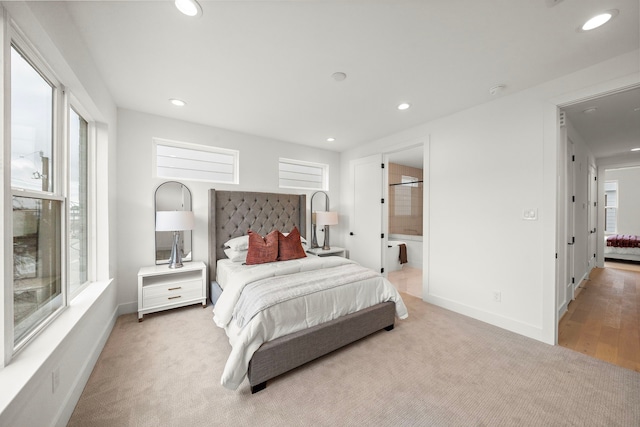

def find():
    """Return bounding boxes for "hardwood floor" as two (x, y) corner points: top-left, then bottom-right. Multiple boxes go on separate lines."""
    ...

(387, 266), (422, 298)
(558, 264), (640, 372)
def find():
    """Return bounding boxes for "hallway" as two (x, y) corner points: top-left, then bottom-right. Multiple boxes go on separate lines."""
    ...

(558, 263), (640, 372)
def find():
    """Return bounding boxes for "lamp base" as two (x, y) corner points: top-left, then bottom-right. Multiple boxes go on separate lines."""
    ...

(311, 223), (320, 249)
(321, 225), (331, 250)
(168, 231), (183, 268)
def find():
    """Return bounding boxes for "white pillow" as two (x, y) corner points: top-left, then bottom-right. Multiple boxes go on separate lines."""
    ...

(224, 235), (249, 251)
(225, 232), (306, 250)
(224, 248), (248, 263)
(283, 232), (307, 244)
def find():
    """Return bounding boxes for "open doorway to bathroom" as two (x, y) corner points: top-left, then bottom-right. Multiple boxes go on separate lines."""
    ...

(385, 145), (423, 298)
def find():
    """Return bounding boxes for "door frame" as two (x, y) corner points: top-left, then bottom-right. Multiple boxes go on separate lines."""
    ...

(381, 138), (430, 300)
(552, 79), (640, 343)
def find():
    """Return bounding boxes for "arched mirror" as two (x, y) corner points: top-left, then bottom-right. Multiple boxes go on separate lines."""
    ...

(155, 181), (192, 265)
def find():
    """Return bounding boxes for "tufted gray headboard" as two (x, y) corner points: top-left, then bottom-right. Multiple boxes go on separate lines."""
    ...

(208, 189), (307, 285)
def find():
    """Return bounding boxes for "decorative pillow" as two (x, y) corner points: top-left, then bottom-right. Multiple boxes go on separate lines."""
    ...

(245, 230), (279, 265)
(224, 248), (248, 263)
(277, 227), (307, 261)
(224, 235), (250, 251)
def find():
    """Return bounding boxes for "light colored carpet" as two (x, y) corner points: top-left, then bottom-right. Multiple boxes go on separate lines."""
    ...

(68, 295), (640, 426)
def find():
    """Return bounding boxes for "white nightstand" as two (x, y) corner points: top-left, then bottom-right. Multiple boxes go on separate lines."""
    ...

(307, 246), (347, 258)
(137, 261), (207, 321)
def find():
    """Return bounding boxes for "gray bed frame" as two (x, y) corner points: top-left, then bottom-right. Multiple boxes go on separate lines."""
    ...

(208, 189), (395, 393)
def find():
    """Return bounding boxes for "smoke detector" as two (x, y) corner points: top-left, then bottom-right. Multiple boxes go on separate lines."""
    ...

(489, 85), (506, 96)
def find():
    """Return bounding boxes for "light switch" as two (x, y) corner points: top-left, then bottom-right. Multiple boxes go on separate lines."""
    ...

(523, 209), (538, 220)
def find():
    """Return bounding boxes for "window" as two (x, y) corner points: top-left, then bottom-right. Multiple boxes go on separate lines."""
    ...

(11, 44), (63, 346)
(69, 108), (89, 296)
(394, 175), (420, 216)
(9, 39), (94, 351)
(153, 138), (239, 184)
(279, 158), (328, 190)
(604, 181), (618, 234)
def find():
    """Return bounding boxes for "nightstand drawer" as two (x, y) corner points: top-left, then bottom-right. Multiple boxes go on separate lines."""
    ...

(143, 282), (203, 308)
(143, 278), (202, 299)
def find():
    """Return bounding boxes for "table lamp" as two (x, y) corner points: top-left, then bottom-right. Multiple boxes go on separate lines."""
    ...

(315, 211), (338, 250)
(156, 210), (195, 268)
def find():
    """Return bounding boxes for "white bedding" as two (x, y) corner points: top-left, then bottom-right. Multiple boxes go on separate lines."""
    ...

(213, 256), (408, 390)
(604, 246), (640, 256)
(603, 236), (640, 261)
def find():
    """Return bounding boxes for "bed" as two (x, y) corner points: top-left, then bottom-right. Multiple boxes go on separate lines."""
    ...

(208, 189), (408, 392)
(604, 234), (640, 263)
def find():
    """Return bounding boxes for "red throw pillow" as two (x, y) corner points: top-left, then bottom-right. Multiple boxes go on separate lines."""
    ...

(245, 230), (279, 265)
(277, 227), (307, 261)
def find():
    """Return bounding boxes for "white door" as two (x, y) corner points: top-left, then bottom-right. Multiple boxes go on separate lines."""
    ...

(350, 154), (383, 271)
(588, 165), (597, 270)
(566, 138), (575, 301)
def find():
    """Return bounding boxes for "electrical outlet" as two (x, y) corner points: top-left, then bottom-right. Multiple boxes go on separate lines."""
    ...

(52, 367), (60, 394)
(522, 209), (538, 220)
(492, 291), (501, 302)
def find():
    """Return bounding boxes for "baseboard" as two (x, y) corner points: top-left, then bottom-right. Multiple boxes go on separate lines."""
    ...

(118, 301), (138, 316)
(558, 303), (568, 322)
(424, 294), (550, 344)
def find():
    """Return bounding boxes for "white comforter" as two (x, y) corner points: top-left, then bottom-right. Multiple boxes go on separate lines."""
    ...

(213, 256), (408, 390)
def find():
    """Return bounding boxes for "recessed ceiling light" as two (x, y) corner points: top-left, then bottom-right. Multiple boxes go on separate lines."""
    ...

(332, 72), (347, 82)
(582, 107), (598, 114)
(631, 148), (640, 152)
(397, 103), (410, 111)
(326, 137), (336, 142)
(169, 98), (186, 107)
(580, 10), (618, 31)
(175, 0), (202, 17)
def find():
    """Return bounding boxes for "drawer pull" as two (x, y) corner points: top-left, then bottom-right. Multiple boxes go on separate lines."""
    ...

(168, 286), (182, 291)
(168, 295), (182, 300)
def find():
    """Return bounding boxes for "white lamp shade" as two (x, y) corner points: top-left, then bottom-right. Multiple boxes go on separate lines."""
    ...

(315, 211), (338, 226)
(156, 210), (195, 231)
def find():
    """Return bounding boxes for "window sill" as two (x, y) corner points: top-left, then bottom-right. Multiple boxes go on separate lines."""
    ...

(0, 278), (113, 415)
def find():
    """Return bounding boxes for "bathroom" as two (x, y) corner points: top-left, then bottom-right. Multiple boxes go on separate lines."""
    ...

(386, 146), (423, 298)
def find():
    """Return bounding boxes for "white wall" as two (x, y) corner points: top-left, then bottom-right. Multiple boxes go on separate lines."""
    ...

(116, 109), (341, 311)
(605, 166), (640, 236)
(341, 50), (639, 345)
(0, 2), (118, 426)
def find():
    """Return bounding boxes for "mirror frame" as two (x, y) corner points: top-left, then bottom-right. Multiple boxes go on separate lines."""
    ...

(154, 181), (193, 265)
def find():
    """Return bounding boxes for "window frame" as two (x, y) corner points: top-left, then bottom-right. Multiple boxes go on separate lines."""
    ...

(604, 180), (618, 235)
(152, 137), (239, 185)
(67, 99), (95, 300)
(278, 157), (329, 191)
(6, 27), (96, 356)
(10, 34), (67, 353)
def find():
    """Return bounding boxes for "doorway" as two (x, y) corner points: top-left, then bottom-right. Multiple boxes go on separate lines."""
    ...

(385, 145), (424, 298)
(556, 85), (640, 367)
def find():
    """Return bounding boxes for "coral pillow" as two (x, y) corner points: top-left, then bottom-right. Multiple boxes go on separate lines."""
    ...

(277, 227), (307, 261)
(245, 230), (278, 265)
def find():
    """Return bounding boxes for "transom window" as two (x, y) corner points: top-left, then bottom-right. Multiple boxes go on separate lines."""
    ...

(153, 138), (239, 184)
(279, 158), (328, 190)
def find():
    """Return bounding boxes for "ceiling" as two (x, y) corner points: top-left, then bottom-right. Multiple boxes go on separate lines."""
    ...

(60, 0), (639, 152)
(563, 87), (640, 159)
